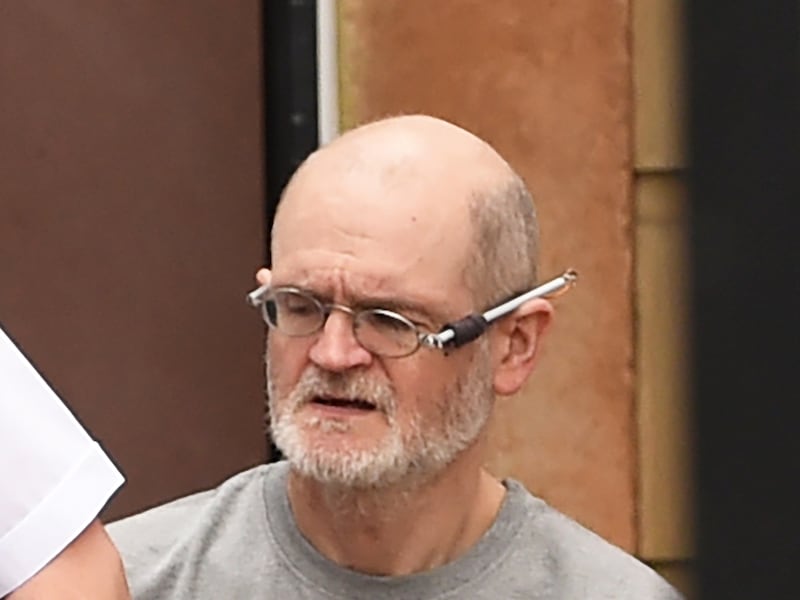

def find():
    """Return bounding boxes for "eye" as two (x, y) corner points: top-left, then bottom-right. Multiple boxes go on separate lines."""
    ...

(279, 291), (318, 316)
(361, 310), (413, 333)
(265, 289), (324, 335)
(354, 309), (419, 357)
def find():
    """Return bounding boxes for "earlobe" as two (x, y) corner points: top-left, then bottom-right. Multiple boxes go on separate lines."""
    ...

(492, 299), (553, 396)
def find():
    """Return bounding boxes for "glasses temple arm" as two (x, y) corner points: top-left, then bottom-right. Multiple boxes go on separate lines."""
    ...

(426, 269), (578, 350)
(246, 283), (271, 307)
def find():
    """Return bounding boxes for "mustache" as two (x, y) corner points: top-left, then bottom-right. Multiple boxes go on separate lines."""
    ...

(287, 367), (397, 416)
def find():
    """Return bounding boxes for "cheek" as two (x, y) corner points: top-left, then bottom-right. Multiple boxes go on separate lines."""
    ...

(266, 335), (311, 392)
(387, 358), (455, 421)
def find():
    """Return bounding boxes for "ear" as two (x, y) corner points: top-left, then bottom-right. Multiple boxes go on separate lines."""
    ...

(255, 267), (272, 286)
(490, 298), (553, 396)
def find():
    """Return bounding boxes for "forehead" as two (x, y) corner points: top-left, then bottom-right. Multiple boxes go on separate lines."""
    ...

(271, 166), (476, 310)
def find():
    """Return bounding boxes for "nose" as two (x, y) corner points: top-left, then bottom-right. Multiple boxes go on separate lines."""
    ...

(308, 309), (373, 372)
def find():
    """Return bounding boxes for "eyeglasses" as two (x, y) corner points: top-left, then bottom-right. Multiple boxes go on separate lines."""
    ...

(246, 269), (577, 358)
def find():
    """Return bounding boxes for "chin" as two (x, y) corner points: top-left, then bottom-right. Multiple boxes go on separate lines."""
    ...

(273, 416), (415, 488)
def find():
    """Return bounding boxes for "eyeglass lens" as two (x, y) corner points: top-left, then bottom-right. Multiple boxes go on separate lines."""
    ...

(263, 289), (421, 357)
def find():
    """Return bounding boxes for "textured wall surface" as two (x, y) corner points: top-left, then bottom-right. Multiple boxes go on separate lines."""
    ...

(0, 1), (267, 519)
(340, 0), (636, 549)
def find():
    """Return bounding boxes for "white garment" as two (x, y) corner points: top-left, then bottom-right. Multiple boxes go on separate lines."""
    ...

(0, 326), (124, 597)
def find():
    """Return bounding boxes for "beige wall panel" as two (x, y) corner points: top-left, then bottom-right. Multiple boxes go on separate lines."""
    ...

(654, 561), (696, 599)
(340, 0), (637, 549)
(635, 174), (695, 559)
(633, 0), (687, 169)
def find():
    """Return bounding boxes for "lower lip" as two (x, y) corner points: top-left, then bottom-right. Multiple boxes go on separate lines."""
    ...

(306, 402), (378, 418)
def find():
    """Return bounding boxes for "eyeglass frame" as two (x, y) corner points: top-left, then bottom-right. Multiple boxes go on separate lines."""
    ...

(253, 288), (444, 358)
(246, 269), (578, 357)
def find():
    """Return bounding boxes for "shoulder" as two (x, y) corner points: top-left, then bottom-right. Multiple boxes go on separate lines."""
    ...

(109, 463), (270, 547)
(107, 463), (283, 599)
(502, 480), (683, 600)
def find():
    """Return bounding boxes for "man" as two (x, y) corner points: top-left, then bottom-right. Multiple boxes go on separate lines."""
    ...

(1, 326), (130, 599)
(109, 115), (682, 599)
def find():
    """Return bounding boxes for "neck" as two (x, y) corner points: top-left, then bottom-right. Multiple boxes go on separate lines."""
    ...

(286, 440), (506, 576)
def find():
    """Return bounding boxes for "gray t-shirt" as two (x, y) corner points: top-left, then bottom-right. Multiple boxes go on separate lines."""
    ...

(109, 462), (682, 599)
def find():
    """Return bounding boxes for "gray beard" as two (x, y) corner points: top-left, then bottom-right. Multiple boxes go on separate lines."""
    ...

(266, 342), (494, 490)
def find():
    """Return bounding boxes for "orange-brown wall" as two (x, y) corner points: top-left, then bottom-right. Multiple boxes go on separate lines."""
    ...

(339, 0), (638, 550)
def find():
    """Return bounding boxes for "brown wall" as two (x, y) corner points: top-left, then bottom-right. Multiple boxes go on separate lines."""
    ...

(0, 1), (267, 519)
(339, 0), (637, 550)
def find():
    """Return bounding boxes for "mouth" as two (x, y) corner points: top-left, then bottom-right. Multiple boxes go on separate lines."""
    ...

(309, 395), (378, 413)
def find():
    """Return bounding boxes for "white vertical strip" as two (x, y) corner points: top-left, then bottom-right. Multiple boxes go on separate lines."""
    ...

(316, 0), (340, 146)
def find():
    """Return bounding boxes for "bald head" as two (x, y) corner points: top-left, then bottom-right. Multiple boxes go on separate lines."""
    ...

(272, 115), (539, 308)
(292, 115), (510, 188)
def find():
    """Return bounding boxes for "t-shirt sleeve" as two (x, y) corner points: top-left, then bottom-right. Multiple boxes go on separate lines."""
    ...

(0, 326), (124, 597)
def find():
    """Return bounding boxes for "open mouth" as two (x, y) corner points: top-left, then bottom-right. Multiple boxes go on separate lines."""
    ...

(311, 396), (377, 411)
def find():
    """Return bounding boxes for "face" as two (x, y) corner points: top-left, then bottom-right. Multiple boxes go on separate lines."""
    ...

(265, 158), (495, 489)
(267, 340), (494, 489)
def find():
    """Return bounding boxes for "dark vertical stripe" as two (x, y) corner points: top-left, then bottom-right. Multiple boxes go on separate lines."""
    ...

(689, 0), (799, 597)
(262, 0), (319, 460)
